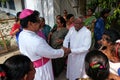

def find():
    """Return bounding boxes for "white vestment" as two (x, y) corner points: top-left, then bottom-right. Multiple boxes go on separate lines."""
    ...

(19, 29), (64, 80)
(63, 26), (91, 80)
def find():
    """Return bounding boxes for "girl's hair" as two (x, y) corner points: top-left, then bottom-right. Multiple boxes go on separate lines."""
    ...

(3, 54), (32, 80)
(85, 50), (109, 80)
(88, 8), (94, 13)
(103, 29), (120, 45)
(51, 16), (66, 33)
(66, 14), (74, 21)
(0, 64), (6, 80)
(58, 16), (66, 27)
(20, 10), (40, 28)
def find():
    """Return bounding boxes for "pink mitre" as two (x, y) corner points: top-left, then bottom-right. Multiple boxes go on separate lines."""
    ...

(19, 9), (34, 19)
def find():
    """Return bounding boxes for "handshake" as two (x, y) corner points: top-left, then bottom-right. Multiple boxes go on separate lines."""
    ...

(62, 47), (71, 57)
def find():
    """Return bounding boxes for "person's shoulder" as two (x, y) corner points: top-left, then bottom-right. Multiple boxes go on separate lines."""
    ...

(45, 24), (51, 28)
(70, 26), (74, 30)
(12, 23), (20, 28)
(83, 26), (91, 33)
(96, 17), (104, 22)
(91, 15), (96, 18)
(68, 27), (75, 33)
(61, 28), (68, 33)
(62, 27), (68, 30)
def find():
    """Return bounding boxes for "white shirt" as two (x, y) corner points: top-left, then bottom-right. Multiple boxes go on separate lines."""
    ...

(63, 26), (92, 80)
(19, 29), (64, 80)
(109, 61), (120, 75)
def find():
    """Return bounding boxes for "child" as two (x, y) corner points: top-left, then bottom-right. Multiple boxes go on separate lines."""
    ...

(100, 29), (120, 76)
(76, 50), (110, 80)
(76, 50), (120, 80)
(84, 50), (109, 80)
(3, 54), (35, 80)
(10, 12), (22, 45)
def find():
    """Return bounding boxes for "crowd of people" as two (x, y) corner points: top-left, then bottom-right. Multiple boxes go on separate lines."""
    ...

(6, 8), (120, 80)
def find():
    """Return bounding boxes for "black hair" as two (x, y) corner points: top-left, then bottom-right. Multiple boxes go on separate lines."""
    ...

(103, 29), (120, 44)
(66, 14), (74, 21)
(63, 10), (68, 14)
(100, 8), (111, 18)
(40, 17), (45, 22)
(51, 16), (66, 33)
(85, 50), (109, 80)
(0, 64), (6, 80)
(20, 10), (40, 28)
(3, 54), (32, 80)
(88, 8), (94, 13)
(56, 15), (61, 19)
(58, 16), (66, 27)
(15, 12), (21, 22)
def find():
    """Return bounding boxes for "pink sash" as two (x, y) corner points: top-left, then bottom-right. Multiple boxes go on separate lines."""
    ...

(33, 57), (50, 68)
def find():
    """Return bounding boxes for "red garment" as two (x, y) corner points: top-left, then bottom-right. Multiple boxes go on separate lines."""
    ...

(10, 23), (20, 36)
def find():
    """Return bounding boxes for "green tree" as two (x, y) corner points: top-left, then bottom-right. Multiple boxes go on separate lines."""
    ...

(87, 0), (120, 30)
(0, 0), (8, 2)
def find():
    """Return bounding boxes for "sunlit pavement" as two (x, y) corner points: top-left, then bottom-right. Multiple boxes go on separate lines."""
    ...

(0, 50), (20, 64)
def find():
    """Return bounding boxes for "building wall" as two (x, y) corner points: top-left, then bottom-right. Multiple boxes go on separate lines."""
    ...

(14, 0), (22, 13)
(25, 0), (54, 27)
(54, 0), (80, 20)
(0, 0), (82, 27)
(24, 0), (80, 27)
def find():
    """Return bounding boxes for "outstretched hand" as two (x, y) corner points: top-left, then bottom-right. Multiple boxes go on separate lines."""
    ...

(62, 47), (71, 57)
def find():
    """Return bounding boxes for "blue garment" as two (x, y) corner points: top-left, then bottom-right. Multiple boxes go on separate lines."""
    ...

(94, 17), (105, 41)
(42, 24), (51, 39)
(16, 27), (22, 45)
(118, 68), (120, 76)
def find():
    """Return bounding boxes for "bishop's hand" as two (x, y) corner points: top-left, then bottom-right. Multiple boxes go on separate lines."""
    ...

(62, 47), (71, 57)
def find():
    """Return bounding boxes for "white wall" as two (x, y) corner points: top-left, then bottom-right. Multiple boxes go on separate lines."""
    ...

(14, 0), (22, 13)
(24, 0), (35, 10)
(25, 0), (54, 27)
(54, 0), (78, 18)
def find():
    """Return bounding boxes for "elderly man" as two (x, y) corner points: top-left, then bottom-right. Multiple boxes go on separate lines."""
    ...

(63, 17), (92, 80)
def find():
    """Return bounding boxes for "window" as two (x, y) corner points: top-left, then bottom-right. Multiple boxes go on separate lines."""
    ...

(8, 0), (15, 10)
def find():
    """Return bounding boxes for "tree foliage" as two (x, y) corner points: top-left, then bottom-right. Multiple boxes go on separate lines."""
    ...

(0, 0), (9, 4)
(0, 0), (8, 2)
(87, 0), (120, 30)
